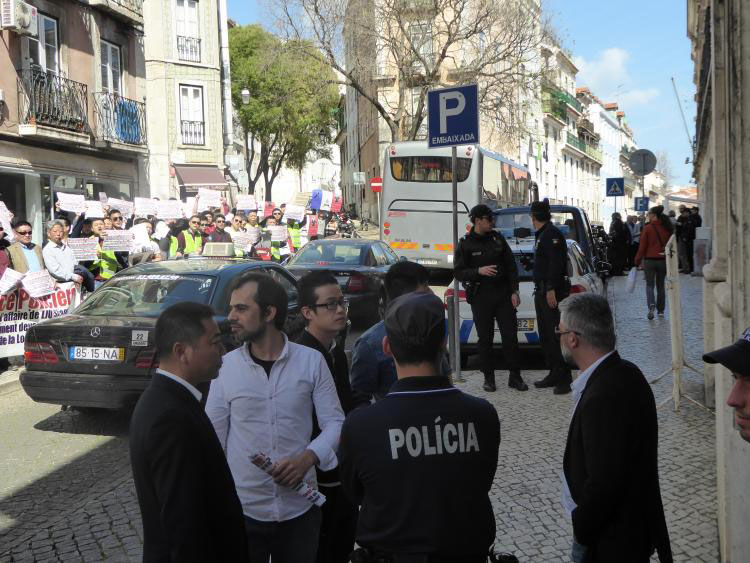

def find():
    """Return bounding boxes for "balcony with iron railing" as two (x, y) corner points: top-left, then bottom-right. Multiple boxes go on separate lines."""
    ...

(566, 132), (587, 153)
(584, 143), (603, 164)
(542, 79), (583, 113)
(181, 120), (205, 145)
(16, 68), (89, 142)
(177, 36), (201, 63)
(93, 92), (147, 151)
(83, 0), (143, 25)
(542, 96), (567, 123)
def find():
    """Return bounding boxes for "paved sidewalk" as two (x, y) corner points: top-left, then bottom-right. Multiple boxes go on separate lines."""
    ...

(0, 274), (717, 562)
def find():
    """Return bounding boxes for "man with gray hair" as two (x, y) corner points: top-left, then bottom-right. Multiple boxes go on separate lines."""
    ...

(558, 293), (672, 563)
(43, 219), (95, 292)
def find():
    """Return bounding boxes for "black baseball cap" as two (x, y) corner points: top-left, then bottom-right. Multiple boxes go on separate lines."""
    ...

(703, 328), (750, 377)
(530, 198), (551, 219)
(385, 292), (445, 347)
(469, 204), (493, 221)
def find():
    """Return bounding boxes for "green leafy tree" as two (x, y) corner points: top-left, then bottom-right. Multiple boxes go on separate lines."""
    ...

(230, 25), (340, 201)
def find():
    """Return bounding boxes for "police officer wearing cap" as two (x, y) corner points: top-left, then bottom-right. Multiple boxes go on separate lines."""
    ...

(454, 204), (528, 392)
(339, 292), (501, 563)
(529, 198), (572, 394)
(703, 327), (750, 443)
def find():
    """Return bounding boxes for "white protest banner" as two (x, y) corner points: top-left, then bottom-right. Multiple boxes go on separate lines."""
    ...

(198, 188), (222, 210)
(0, 201), (13, 241)
(102, 230), (135, 251)
(269, 225), (288, 242)
(284, 204), (305, 223)
(0, 268), (24, 295)
(182, 198), (197, 218)
(67, 237), (99, 261)
(320, 191), (333, 212)
(134, 197), (158, 217)
(98, 192), (108, 203)
(0, 282), (80, 357)
(57, 192), (86, 214)
(236, 195), (257, 211)
(108, 198), (134, 217)
(0, 200), (11, 221)
(246, 226), (261, 245)
(230, 231), (253, 252)
(156, 200), (184, 220)
(21, 270), (56, 298)
(84, 200), (105, 218)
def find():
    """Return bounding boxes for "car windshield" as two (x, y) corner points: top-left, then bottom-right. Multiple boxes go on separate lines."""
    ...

(74, 274), (217, 317)
(390, 156), (472, 183)
(495, 211), (581, 244)
(292, 243), (369, 266)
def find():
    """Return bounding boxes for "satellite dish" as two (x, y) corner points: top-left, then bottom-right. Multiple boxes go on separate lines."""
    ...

(629, 149), (657, 176)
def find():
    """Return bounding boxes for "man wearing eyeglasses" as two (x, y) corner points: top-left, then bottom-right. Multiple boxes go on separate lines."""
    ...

(108, 210), (125, 230)
(175, 215), (204, 258)
(295, 271), (368, 563)
(7, 220), (46, 274)
(207, 214), (233, 244)
(229, 213), (247, 235)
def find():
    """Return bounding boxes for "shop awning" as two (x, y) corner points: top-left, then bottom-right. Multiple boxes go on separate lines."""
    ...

(174, 165), (228, 190)
(511, 167), (529, 180)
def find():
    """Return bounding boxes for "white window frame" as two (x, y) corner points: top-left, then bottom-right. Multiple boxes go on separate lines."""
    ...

(24, 14), (59, 73)
(100, 40), (122, 95)
(174, 0), (201, 62)
(176, 82), (207, 146)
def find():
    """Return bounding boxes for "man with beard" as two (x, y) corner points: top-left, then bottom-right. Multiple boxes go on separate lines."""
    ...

(558, 293), (671, 563)
(205, 272), (344, 563)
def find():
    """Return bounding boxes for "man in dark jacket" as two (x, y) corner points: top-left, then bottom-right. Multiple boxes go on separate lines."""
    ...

(129, 302), (248, 562)
(296, 271), (369, 563)
(454, 204), (527, 392)
(608, 213), (631, 275)
(558, 293), (672, 563)
(207, 214), (233, 243)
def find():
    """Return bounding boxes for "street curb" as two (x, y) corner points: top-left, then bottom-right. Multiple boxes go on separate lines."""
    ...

(0, 371), (22, 395)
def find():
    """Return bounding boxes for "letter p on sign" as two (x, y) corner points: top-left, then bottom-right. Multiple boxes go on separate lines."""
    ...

(438, 91), (465, 134)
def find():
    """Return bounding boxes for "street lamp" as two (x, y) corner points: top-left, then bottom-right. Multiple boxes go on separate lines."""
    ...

(241, 88), (250, 105)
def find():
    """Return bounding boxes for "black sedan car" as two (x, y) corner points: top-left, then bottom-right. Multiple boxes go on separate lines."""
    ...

(285, 239), (401, 325)
(20, 258), (301, 409)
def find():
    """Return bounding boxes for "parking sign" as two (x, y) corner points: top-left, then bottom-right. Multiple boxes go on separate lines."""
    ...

(427, 85), (479, 148)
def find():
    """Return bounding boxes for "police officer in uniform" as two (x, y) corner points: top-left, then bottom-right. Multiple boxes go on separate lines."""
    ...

(454, 204), (528, 392)
(339, 292), (501, 563)
(530, 199), (572, 395)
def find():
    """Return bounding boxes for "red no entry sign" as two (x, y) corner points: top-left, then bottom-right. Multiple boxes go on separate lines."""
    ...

(370, 177), (382, 193)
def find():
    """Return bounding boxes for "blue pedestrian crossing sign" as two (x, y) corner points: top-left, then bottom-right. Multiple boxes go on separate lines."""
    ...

(427, 84), (480, 148)
(606, 177), (625, 197)
(634, 197), (650, 212)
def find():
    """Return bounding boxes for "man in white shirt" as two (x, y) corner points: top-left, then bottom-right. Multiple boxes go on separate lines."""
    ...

(206, 272), (344, 563)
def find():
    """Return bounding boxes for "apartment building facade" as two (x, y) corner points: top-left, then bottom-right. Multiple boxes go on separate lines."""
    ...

(143, 0), (231, 199)
(0, 0), (146, 245)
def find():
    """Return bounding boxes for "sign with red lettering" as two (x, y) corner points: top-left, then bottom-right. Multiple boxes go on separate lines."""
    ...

(0, 282), (81, 357)
(370, 177), (382, 193)
(307, 215), (319, 237)
(263, 202), (276, 218)
(331, 194), (343, 213)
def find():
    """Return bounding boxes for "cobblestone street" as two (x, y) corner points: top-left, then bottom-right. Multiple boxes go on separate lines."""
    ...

(0, 273), (717, 562)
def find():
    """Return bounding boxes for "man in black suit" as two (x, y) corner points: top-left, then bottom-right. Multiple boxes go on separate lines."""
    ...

(558, 293), (672, 563)
(129, 302), (248, 562)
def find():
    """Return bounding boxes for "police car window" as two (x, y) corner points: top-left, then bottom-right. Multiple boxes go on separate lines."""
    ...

(74, 274), (216, 317)
(512, 253), (534, 281)
(263, 267), (298, 305)
(370, 244), (389, 266)
(390, 156), (472, 183)
(381, 243), (400, 263)
(572, 246), (591, 274)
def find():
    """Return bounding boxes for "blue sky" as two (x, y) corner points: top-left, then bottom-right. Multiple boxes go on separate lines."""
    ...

(228, 0), (697, 186)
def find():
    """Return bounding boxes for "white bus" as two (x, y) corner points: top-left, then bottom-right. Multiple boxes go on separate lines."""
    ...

(380, 141), (532, 269)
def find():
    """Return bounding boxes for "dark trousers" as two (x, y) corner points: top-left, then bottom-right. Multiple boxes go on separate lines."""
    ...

(244, 506), (321, 563)
(685, 239), (694, 272)
(316, 485), (357, 563)
(74, 265), (96, 293)
(470, 287), (521, 376)
(643, 258), (667, 313)
(534, 290), (571, 384)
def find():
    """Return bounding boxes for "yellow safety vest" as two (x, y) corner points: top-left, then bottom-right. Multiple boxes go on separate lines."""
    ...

(169, 236), (178, 258)
(181, 230), (202, 255)
(89, 238), (119, 280)
(287, 224), (301, 252)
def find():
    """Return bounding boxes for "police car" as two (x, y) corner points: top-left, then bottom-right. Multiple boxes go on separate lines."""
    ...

(444, 238), (605, 366)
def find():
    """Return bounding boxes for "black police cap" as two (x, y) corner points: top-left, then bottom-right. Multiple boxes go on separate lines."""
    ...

(530, 198), (551, 220)
(469, 204), (493, 221)
(385, 291), (445, 347)
(703, 327), (750, 377)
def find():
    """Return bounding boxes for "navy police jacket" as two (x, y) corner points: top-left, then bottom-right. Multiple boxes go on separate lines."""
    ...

(533, 221), (569, 292)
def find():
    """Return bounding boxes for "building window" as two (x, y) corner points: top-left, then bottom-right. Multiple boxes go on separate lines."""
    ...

(180, 84), (204, 145)
(408, 21), (433, 68)
(100, 41), (122, 94)
(26, 14), (58, 73)
(176, 0), (201, 62)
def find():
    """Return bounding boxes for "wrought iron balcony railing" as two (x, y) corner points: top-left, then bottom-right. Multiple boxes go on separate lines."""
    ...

(17, 68), (88, 132)
(585, 143), (603, 164)
(542, 96), (567, 122)
(566, 132), (587, 153)
(177, 36), (201, 62)
(181, 120), (205, 145)
(93, 92), (147, 146)
(542, 79), (583, 113)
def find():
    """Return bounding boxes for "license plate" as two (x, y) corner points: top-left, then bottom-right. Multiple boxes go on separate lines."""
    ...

(416, 259), (439, 265)
(517, 319), (535, 332)
(69, 347), (125, 361)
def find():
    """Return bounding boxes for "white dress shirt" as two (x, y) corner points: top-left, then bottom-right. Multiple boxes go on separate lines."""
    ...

(42, 240), (78, 281)
(561, 350), (615, 518)
(155, 368), (202, 402)
(205, 334), (344, 522)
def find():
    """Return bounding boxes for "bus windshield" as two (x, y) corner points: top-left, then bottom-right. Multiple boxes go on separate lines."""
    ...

(390, 156), (472, 183)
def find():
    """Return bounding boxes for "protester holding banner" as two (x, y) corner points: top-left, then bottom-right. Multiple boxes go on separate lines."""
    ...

(7, 221), (46, 274)
(175, 215), (204, 257)
(42, 220), (96, 292)
(85, 218), (121, 283)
